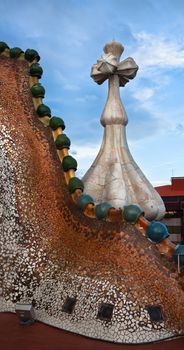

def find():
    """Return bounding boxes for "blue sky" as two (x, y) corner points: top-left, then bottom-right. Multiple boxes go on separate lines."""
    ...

(1, 0), (184, 185)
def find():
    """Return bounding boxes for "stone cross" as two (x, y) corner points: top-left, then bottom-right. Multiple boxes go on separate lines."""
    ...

(91, 40), (138, 127)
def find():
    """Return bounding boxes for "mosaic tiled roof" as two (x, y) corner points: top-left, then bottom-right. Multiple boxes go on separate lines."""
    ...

(0, 41), (184, 344)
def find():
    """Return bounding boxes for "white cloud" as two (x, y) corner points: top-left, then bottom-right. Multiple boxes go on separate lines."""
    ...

(126, 31), (184, 139)
(71, 143), (100, 159)
(71, 143), (100, 176)
(132, 31), (184, 72)
(133, 87), (155, 102)
(75, 94), (98, 103)
(64, 83), (80, 91)
(54, 71), (80, 91)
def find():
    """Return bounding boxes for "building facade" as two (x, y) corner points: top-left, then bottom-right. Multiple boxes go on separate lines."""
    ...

(155, 177), (184, 244)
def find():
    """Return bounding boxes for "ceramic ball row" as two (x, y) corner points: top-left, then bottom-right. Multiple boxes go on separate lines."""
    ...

(76, 199), (168, 245)
(19, 45), (88, 205)
(37, 107), (83, 186)
(123, 204), (184, 267)
(0, 43), (90, 210)
(38, 126), (113, 219)
(34, 102), (120, 220)
(40, 116), (113, 218)
(123, 204), (169, 242)
(0, 42), (85, 204)
(75, 198), (183, 269)
(0, 42), (44, 84)
(77, 195), (113, 220)
(0, 41), (40, 62)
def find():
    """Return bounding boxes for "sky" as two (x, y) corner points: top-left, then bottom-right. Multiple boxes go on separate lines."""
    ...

(0, 0), (184, 186)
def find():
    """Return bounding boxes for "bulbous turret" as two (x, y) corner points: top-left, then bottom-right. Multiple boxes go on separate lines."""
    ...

(83, 40), (165, 220)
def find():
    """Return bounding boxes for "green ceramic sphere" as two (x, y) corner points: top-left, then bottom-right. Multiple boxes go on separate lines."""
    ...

(123, 204), (144, 224)
(37, 104), (51, 117)
(55, 134), (71, 150)
(95, 202), (113, 220)
(25, 49), (40, 62)
(68, 177), (84, 193)
(49, 117), (65, 131)
(31, 83), (45, 98)
(77, 194), (94, 210)
(9, 47), (23, 58)
(146, 221), (169, 243)
(62, 156), (77, 172)
(29, 63), (43, 78)
(173, 245), (184, 267)
(0, 42), (9, 53)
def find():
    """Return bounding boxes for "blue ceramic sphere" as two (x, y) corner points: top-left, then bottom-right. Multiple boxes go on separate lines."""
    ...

(77, 194), (94, 210)
(123, 204), (143, 224)
(146, 221), (169, 243)
(95, 202), (113, 220)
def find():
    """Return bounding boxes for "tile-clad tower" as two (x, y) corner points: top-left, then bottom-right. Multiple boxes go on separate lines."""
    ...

(83, 40), (165, 220)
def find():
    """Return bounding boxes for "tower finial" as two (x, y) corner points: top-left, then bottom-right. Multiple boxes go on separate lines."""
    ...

(83, 40), (165, 221)
(103, 40), (124, 61)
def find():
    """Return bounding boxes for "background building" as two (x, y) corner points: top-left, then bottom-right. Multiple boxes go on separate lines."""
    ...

(155, 177), (184, 244)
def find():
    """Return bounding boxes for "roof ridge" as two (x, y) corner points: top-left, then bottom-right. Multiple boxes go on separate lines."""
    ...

(0, 40), (183, 272)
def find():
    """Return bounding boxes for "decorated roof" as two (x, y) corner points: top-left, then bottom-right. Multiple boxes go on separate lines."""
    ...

(0, 41), (184, 344)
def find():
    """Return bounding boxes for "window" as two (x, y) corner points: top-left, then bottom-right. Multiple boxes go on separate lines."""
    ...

(62, 297), (77, 314)
(97, 303), (114, 321)
(147, 306), (164, 322)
